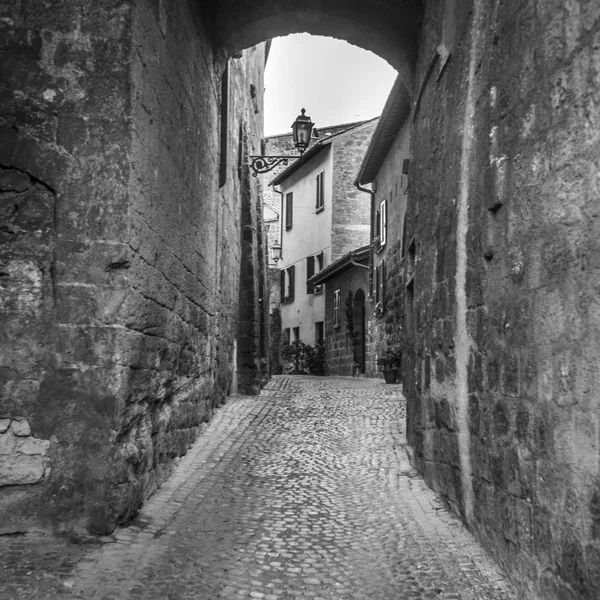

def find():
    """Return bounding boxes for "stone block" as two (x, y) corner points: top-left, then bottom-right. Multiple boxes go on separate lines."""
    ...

(10, 418), (31, 436)
(0, 454), (47, 486)
(16, 436), (50, 455)
(0, 168), (31, 192)
(0, 127), (19, 164)
(0, 432), (16, 454)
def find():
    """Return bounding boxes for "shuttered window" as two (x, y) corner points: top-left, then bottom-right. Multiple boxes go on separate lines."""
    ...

(285, 192), (293, 229)
(314, 252), (324, 294)
(380, 200), (387, 246)
(287, 265), (295, 300)
(316, 171), (325, 211)
(306, 255), (315, 294)
(333, 289), (341, 327)
(280, 269), (286, 303)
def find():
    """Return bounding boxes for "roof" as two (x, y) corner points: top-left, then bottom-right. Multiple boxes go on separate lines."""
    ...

(355, 75), (412, 185)
(270, 118), (378, 187)
(310, 245), (370, 285)
(265, 119), (369, 142)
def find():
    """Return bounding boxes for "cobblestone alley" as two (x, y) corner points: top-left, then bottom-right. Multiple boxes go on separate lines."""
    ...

(1, 376), (519, 600)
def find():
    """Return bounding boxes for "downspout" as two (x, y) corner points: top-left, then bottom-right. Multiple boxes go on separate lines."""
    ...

(354, 181), (375, 296)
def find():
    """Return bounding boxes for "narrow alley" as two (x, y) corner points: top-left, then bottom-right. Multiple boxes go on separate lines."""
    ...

(2, 376), (518, 600)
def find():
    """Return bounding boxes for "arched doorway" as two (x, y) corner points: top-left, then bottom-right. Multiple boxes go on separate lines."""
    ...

(352, 289), (366, 375)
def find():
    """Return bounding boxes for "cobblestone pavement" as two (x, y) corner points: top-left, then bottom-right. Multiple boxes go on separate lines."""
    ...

(1, 376), (519, 600)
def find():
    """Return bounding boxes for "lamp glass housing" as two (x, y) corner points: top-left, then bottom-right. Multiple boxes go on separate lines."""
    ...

(270, 243), (282, 263)
(291, 109), (314, 155)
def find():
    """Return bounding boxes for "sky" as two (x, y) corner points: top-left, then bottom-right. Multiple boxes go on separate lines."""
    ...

(264, 34), (398, 137)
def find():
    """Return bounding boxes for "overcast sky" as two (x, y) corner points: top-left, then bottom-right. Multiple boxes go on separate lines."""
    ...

(264, 34), (398, 137)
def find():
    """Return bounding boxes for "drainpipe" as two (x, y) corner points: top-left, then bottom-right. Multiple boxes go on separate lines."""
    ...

(354, 181), (375, 296)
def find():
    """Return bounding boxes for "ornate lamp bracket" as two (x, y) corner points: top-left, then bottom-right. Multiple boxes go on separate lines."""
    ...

(249, 155), (302, 177)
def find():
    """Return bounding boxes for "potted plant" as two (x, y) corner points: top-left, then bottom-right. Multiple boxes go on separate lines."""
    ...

(377, 343), (402, 384)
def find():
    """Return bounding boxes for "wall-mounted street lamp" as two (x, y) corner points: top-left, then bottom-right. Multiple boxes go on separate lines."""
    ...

(270, 243), (282, 264)
(250, 109), (315, 176)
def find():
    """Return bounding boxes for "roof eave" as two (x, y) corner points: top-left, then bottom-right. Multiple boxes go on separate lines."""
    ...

(355, 75), (412, 186)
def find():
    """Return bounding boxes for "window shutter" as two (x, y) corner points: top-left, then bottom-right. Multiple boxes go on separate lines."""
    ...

(289, 265), (295, 300)
(285, 193), (293, 229)
(376, 210), (381, 238)
(375, 265), (380, 304)
(316, 171), (325, 210)
(315, 174), (320, 209)
(380, 200), (387, 246)
(306, 255), (315, 294)
(280, 269), (286, 302)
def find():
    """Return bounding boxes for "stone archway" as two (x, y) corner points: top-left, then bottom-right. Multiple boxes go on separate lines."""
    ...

(203, 0), (424, 91)
(0, 0), (423, 535)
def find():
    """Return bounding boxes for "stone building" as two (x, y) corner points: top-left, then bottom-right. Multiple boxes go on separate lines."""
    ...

(3, 1), (600, 598)
(1, 0), (269, 535)
(310, 246), (370, 376)
(271, 119), (377, 350)
(355, 75), (412, 378)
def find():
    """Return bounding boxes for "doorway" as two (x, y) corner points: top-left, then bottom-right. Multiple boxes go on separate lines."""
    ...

(352, 289), (366, 374)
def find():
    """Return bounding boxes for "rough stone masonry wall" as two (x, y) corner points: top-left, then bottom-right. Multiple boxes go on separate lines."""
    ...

(0, 0), (267, 535)
(331, 120), (377, 260)
(406, 1), (600, 598)
(324, 268), (371, 377)
(366, 120), (411, 379)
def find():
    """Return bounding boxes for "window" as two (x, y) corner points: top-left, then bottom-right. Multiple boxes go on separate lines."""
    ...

(306, 255), (315, 294)
(315, 321), (324, 345)
(333, 289), (341, 327)
(379, 199), (387, 247)
(280, 265), (295, 302)
(314, 252), (324, 294)
(283, 327), (291, 346)
(293, 327), (300, 342)
(285, 192), (293, 229)
(287, 265), (295, 301)
(316, 171), (325, 211)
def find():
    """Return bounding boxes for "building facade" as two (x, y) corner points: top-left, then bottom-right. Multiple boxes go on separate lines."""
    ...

(271, 120), (377, 351)
(311, 247), (371, 376)
(355, 76), (412, 378)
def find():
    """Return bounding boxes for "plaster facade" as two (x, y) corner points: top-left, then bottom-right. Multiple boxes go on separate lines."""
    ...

(274, 120), (376, 349)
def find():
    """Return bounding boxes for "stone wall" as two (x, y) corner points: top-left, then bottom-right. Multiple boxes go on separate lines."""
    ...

(366, 119), (411, 379)
(0, 0), (267, 535)
(331, 120), (377, 259)
(405, 1), (600, 598)
(324, 267), (371, 377)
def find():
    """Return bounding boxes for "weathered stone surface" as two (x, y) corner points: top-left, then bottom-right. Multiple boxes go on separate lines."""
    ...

(10, 419), (31, 437)
(1, 0), (268, 535)
(402, 1), (600, 598)
(0, 455), (47, 486)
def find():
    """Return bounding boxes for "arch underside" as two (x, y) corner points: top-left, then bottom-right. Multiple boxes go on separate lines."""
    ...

(202, 1), (423, 92)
